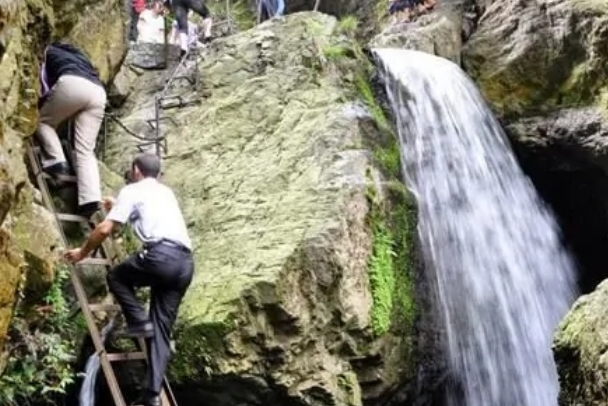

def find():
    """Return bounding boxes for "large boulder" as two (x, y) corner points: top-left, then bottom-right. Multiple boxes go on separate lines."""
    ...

(0, 0), (128, 373)
(370, 1), (472, 64)
(462, 0), (608, 118)
(105, 12), (417, 406)
(554, 278), (608, 406)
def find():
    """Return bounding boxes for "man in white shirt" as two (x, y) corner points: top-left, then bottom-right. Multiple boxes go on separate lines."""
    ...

(65, 153), (194, 406)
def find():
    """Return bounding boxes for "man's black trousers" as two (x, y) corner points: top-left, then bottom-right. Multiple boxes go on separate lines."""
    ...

(170, 0), (211, 32)
(107, 242), (194, 395)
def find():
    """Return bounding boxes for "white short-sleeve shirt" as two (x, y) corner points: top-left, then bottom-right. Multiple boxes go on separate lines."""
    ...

(106, 178), (192, 250)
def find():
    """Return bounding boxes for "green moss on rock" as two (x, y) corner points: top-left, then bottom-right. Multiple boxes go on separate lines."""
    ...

(462, 0), (608, 118)
(169, 320), (233, 383)
(554, 279), (608, 406)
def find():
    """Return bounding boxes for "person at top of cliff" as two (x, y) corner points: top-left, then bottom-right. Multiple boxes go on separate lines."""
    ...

(258, 0), (285, 23)
(389, 0), (436, 22)
(169, 11), (202, 51)
(423, 0), (436, 11)
(130, 0), (147, 44)
(389, 0), (415, 22)
(163, 0), (213, 59)
(137, 0), (167, 44)
(37, 42), (106, 219)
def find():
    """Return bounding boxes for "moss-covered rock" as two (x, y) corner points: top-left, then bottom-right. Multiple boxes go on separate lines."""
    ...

(370, 2), (466, 64)
(462, 0), (608, 118)
(286, 0), (391, 39)
(0, 0), (128, 377)
(554, 278), (608, 406)
(106, 12), (417, 406)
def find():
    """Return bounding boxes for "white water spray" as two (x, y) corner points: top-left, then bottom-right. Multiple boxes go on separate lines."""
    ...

(374, 48), (578, 406)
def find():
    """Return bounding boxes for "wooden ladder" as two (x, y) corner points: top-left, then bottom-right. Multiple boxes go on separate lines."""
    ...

(25, 134), (178, 406)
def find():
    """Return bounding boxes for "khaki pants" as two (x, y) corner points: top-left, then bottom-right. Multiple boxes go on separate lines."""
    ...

(37, 75), (107, 206)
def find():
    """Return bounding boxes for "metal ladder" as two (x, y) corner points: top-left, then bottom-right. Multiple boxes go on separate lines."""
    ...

(25, 134), (178, 406)
(145, 45), (203, 156)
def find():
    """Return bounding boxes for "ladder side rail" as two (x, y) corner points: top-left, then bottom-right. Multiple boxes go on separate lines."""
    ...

(26, 140), (128, 406)
(163, 375), (179, 406)
(134, 338), (178, 406)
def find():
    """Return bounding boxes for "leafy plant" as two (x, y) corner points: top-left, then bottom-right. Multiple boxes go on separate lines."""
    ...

(0, 264), (77, 406)
(337, 15), (359, 37)
(368, 219), (397, 335)
(322, 44), (350, 60)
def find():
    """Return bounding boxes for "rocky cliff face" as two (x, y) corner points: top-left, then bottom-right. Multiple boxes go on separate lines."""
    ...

(105, 12), (417, 406)
(369, 1), (608, 405)
(459, 1), (608, 405)
(0, 0), (127, 379)
(463, 0), (608, 118)
(554, 279), (608, 406)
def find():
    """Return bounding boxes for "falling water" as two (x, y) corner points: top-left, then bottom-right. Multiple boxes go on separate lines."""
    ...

(79, 318), (116, 406)
(373, 48), (578, 406)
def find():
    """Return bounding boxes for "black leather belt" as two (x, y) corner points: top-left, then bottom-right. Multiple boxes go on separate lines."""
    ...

(145, 239), (191, 254)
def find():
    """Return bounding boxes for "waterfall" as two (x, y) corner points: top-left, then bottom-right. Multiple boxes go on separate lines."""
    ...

(373, 48), (578, 406)
(79, 318), (116, 406)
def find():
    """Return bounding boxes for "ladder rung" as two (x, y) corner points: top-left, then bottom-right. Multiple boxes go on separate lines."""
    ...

(78, 257), (113, 266)
(42, 172), (78, 183)
(88, 303), (122, 312)
(106, 352), (147, 362)
(56, 213), (90, 223)
(31, 141), (69, 155)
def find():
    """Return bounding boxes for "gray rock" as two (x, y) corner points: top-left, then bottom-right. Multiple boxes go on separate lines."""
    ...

(104, 11), (418, 406)
(462, 0), (608, 117)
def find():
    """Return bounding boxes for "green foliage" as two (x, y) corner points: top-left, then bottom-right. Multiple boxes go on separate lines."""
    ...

(337, 15), (359, 37)
(0, 265), (77, 406)
(169, 320), (233, 382)
(374, 142), (401, 175)
(322, 44), (350, 60)
(390, 200), (416, 334)
(374, 0), (391, 24)
(355, 73), (391, 133)
(368, 217), (397, 335)
(366, 183), (417, 338)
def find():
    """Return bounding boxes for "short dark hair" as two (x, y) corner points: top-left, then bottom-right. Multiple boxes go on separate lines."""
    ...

(133, 153), (161, 178)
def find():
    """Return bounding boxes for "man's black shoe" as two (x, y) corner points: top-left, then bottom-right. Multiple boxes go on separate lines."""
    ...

(202, 35), (213, 44)
(124, 321), (155, 338)
(43, 162), (71, 178)
(179, 49), (187, 60)
(76, 201), (101, 219)
(131, 394), (160, 406)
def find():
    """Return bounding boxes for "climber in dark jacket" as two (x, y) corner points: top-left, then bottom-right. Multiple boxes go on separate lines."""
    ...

(38, 42), (107, 219)
(164, 0), (213, 58)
